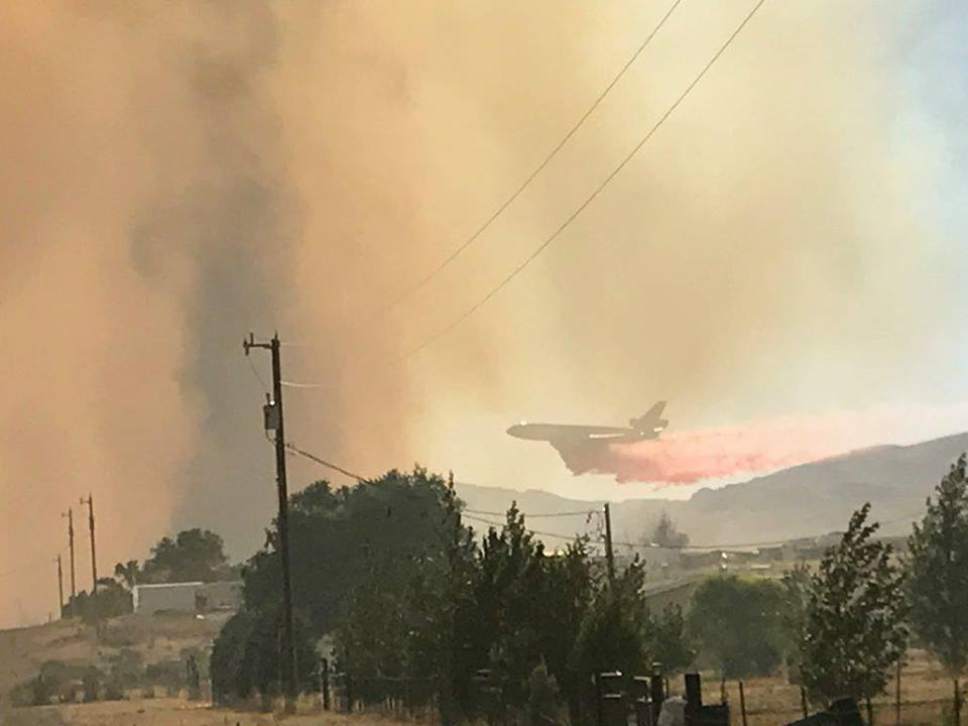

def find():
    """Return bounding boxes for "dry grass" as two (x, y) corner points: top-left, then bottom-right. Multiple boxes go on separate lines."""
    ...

(0, 612), (231, 699)
(1, 697), (412, 726)
(708, 649), (957, 725)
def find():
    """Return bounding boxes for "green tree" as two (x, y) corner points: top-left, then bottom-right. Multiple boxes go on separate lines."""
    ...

(66, 578), (133, 623)
(114, 560), (140, 589)
(908, 455), (968, 725)
(779, 562), (812, 681)
(473, 505), (555, 708)
(570, 558), (652, 715)
(216, 468), (471, 706)
(141, 528), (230, 583)
(800, 503), (908, 717)
(210, 606), (317, 707)
(647, 603), (695, 674)
(243, 468), (463, 635)
(687, 575), (785, 678)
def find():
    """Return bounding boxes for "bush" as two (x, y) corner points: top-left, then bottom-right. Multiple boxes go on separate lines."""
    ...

(81, 666), (102, 702)
(144, 659), (185, 695)
(8, 660), (88, 706)
(687, 576), (785, 678)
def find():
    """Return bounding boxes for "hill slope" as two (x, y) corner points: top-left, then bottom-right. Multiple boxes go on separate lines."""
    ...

(456, 432), (968, 548)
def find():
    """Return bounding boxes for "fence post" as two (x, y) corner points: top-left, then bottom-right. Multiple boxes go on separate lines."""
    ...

(345, 671), (354, 714)
(800, 686), (809, 718)
(894, 660), (900, 726)
(321, 658), (330, 711)
(632, 676), (652, 726)
(594, 673), (604, 726)
(954, 678), (962, 726)
(738, 680), (748, 726)
(685, 673), (701, 726)
(650, 663), (665, 726)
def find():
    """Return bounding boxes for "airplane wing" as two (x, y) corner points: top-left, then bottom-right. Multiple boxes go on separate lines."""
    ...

(549, 438), (600, 475)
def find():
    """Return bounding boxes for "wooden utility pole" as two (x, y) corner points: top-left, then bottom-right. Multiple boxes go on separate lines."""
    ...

(55, 555), (64, 619)
(80, 494), (98, 596)
(244, 332), (297, 710)
(603, 503), (615, 584)
(80, 493), (98, 636)
(62, 508), (76, 614)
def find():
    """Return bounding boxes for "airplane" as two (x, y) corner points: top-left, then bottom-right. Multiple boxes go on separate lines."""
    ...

(506, 402), (669, 474)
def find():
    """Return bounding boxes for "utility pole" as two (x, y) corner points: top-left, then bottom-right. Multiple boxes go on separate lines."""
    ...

(55, 555), (64, 619)
(62, 509), (76, 615)
(80, 494), (98, 596)
(603, 502), (615, 584)
(244, 332), (297, 710)
(80, 493), (98, 636)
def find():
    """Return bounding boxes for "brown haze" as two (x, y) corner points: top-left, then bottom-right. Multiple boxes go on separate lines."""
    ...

(0, 1), (955, 626)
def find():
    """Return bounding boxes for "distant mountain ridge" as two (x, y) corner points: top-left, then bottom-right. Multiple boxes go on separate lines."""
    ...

(455, 432), (968, 549)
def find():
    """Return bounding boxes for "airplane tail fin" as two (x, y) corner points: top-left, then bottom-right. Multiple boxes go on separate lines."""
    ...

(630, 401), (668, 433)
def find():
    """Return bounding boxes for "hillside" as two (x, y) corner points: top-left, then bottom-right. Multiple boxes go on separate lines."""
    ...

(455, 432), (968, 548)
(0, 612), (229, 707)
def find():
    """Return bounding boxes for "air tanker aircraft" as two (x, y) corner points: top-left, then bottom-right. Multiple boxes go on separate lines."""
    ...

(507, 402), (668, 473)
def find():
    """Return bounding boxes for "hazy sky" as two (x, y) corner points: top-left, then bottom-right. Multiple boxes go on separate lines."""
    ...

(2, 0), (967, 628)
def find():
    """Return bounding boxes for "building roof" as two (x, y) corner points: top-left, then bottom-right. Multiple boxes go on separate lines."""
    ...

(133, 582), (205, 590)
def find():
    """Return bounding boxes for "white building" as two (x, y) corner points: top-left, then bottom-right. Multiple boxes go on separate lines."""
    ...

(133, 581), (243, 615)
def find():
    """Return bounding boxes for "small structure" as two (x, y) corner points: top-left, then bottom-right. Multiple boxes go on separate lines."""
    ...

(133, 581), (242, 615)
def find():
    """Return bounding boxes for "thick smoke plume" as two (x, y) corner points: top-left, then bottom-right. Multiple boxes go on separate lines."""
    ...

(0, 1), (957, 627)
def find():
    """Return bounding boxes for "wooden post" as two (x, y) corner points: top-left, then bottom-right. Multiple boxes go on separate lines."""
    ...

(321, 658), (330, 711)
(954, 678), (961, 726)
(650, 664), (665, 726)
(738, 681), (748, 726)
(800, 686), (808, 718)
(865, 695), (874, 725)
(895, 660), (901, 726)
(594, 673), (603, 726)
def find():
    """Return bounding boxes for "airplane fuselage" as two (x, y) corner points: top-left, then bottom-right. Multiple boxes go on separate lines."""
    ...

(506, 422), (659, 445)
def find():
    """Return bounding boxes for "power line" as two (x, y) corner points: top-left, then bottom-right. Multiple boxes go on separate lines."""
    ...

(246, 356), (269, 394)
(0, 549), (66, 581)
(464, 507), (598, 519)
(272, 439), (927, 551)
(461, 513), (595, 543)
(285, 442), (368, 482)
(388, 0), (685, 311)
(404, 0), (769, 360)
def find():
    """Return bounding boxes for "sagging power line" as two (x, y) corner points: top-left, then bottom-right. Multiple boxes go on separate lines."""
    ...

(463, 507), (598, 519)
(284, 442), (367, 483)
(404, 0), (769, 360)
(387, 0), (685, 312)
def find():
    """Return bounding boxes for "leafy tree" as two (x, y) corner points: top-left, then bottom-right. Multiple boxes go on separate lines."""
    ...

(475, 505), (557, 705)
(650, 512), (689, 549)
(647, 603), (695, 674)
(687, 575), (785, 678)
(800, 503), (908, 716)
(141, 528), (230, 583)
(66, 578), (133, 623)
(243, 468), (463, 636)
(908, 455), (968, 724)
(114, 560), (140, 589)
(210, 606), (317, 706)
(216, 468), (469, 705)
(779, 562), (812, 680)
(570, 557), (652, 720)
(213, 465), (663, 722)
